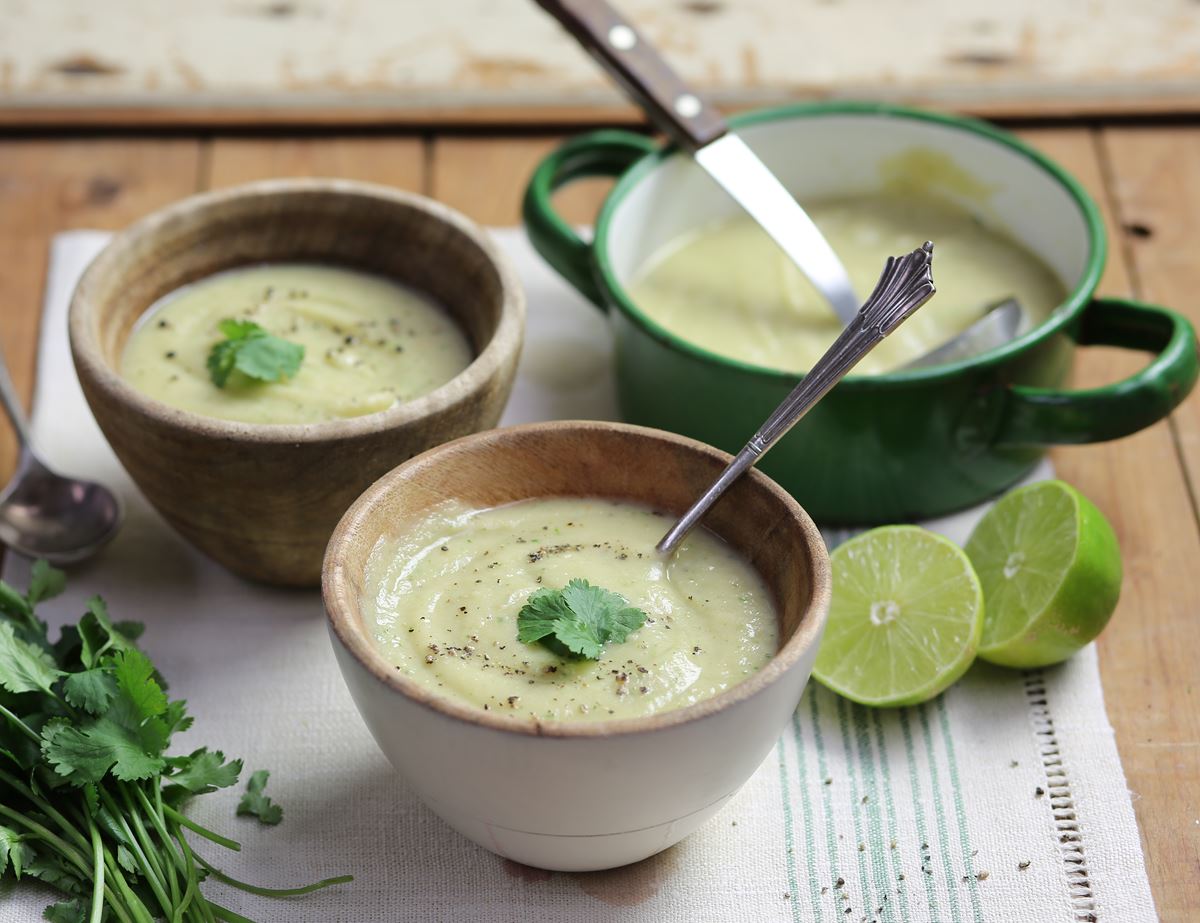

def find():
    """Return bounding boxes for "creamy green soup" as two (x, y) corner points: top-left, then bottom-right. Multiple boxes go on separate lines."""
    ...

(121, 263), (472, 424)
(364, 497), (778, 722)
(627, 194), (1066, 375)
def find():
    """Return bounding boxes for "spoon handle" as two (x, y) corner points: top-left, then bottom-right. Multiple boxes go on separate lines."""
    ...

(533, 0), (727, 151)
(0, 343), (34, 452)
(656, 242), (938, 554)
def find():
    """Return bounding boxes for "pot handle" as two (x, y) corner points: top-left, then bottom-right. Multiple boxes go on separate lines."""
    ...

(522, 129), (658, 308)
(996, 297), (1198, 446)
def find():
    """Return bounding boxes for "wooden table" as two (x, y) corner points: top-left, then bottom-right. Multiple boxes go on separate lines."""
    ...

(0, 124), (1196, 920)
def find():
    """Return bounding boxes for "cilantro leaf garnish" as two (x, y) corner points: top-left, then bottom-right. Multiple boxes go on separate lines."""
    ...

(0, 564), (350, 919)
(165, 748), (242, 798)
(206, 318), (305, 388)
(517, 578), (647, 660)
(61, 668), (117, 714)
(237, 769), (283, 825)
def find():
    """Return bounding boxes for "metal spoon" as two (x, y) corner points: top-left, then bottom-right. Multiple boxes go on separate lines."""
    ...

(901, 297), (1022, 371)
(533, 1), (1020, 367)
(657, 242), (937, 554)
(0, 346), (122, 564)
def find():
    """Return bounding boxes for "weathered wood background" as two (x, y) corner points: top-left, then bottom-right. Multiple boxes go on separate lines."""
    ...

(3, 0), (1200, 124)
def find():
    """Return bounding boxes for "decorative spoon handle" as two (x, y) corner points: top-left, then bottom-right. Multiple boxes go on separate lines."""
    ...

(656, 242), (937, 554)
(533, 0), (727, 151)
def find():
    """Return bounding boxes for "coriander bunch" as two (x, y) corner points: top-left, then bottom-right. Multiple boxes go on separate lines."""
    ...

(0, 561), (349, 922)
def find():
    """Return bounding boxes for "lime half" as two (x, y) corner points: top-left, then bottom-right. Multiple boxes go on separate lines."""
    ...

(965, 479), (1122, 669)
(813, 526), (984, 707)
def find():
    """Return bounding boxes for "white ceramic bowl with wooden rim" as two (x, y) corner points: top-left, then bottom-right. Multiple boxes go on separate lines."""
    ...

(69, 179), (524, 587)
(323, 420), (831, 871)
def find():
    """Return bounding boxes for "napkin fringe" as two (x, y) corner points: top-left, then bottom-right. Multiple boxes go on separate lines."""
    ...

(1025, 670), (1098, 923)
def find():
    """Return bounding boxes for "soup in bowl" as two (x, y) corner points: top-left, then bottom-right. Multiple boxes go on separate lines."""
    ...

(323, 421), (831, 871)
(70, 179), (525, 586)
(524, 104), (1197, 523)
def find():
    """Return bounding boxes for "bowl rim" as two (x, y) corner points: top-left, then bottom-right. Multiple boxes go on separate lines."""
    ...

(67, 177), (525, 445)
(590, 101), (1108, 389)
(322, 419), (832, 739)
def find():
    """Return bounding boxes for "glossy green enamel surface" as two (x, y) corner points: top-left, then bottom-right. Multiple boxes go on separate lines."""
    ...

(522, 103), (1200, 522)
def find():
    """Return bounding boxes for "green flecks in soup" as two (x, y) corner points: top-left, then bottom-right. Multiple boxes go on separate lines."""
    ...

(120, 263), (473, 424)
(626, 193), (1067, 375)
(364, 497), (779, 722)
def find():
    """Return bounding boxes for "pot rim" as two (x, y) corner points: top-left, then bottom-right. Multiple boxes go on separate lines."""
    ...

(322, 419), (832, 740)
(591, 101), (1107, 389)
(68, 178), (526, 445)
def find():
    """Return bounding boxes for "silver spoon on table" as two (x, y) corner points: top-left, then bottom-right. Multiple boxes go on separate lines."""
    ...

(658, 242), (937, 554)
(534, 0), (1020, 367)
(0, 347), (122, 564)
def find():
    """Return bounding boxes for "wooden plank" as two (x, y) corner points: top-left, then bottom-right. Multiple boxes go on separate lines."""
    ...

(1101, 127), (1200, 490)
(205, 136), (426, 191)
(9, 92), (1200, 130)
(4, 0), (1200, 126)
(430, 135), (612, 227)
(0, 138), (201, 482)
(1018, 127), (1200, 921)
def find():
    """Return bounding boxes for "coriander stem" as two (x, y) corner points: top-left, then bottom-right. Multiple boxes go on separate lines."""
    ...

(162, 804), (242, 851)
(62, 800), (142, 923)
(88, 816), (106, 923)
(0, 701), (41, 742)
(171, 823), (199, 923)
(121, 782), (180, 904)
(194, 854), (354, 897)
(136, 781), (189, 877)
(0, 801), (96, 883)
(100, 788), (174, 918)
(0, 768), (91, 854)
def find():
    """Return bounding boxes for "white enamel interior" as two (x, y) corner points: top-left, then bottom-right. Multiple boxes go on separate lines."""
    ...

(605, 113), (1092, 311)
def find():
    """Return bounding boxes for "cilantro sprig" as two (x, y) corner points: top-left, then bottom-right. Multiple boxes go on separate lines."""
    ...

(517, 578), (647, 660)
(0, 561), (350, 922)
(237, 770), (282, 826)
(206, 318), (304, 389)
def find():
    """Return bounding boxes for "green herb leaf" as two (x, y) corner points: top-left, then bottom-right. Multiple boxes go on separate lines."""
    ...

(516, 578), (648, 661)
(514, 588), (575, 645)
(109, 648), (168, 720)
(76, 596), (136, 669)
(2, 562), (350, 917)
(62, 668), (117, 714)
(41, 684), (170, 784)
(0, 622), (63, 695)
(166, 748), (242, 796)
(24, 852), (87, 896)
(237, 769), (283, 825)
(27, 560), (66, 607)
(207, 318), (304, 388)
(115, 843), (138, 875)
(0, 824), (31, 877)
(42, 898), (86, 923)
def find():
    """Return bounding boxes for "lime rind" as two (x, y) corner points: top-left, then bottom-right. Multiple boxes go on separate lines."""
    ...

(966, 480), (1122, 669)
(813, 526), (984, 707)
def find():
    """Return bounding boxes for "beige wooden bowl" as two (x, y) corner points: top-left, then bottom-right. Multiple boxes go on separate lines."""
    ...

(323, 420), (830, 870)
(69, 179), (524, 587)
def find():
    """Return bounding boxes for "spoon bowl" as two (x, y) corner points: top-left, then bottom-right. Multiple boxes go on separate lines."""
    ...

(0, 456), (122, 565)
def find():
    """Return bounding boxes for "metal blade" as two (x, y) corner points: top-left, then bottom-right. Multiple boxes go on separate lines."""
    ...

(693, 133), (861, 324)
(901, 297), (1023, 371)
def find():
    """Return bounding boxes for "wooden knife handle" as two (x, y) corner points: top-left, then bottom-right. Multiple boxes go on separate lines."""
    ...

(533, 0), (728, 151)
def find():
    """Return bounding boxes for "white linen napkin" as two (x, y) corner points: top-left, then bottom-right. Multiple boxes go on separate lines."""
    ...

(3, 229), (1154, 922)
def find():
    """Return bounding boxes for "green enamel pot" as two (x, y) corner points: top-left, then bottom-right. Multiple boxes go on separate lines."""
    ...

(523, 103), (1198, 523)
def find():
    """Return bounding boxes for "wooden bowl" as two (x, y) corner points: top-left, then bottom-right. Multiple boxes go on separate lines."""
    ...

(323, 420), (831, 870)
(69, 179), (524, 587)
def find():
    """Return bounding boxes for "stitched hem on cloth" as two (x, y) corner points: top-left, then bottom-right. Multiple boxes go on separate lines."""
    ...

(1025, 669), (1098, 923)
